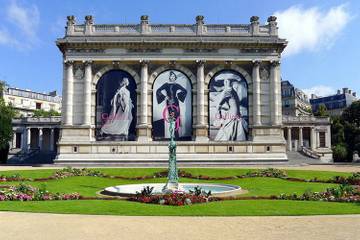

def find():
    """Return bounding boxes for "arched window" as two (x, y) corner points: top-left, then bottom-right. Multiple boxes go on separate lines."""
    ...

(208, 70), (249, 141)
(152, 70), (192, 140)
(96, 70), (137, 141)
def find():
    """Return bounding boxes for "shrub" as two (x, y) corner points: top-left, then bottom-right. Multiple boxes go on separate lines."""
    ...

(332, 144), (348, 162)
(245, 168), (287, 178)
(52, 167), (106, 179)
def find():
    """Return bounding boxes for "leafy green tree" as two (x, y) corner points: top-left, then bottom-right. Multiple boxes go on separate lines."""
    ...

(330, 101), (360, 161)
(331, 116), (345, 145)
(342, 101), (360, 128)
(314, 104), (329, 117)
(0, 81), (16, 163)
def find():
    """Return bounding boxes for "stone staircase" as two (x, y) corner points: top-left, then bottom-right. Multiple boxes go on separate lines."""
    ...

(7, 151), (55, 165)
(286, 151), (327, 164)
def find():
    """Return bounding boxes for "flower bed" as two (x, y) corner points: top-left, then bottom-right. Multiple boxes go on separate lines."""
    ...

(129, 192), (212, 206)
(278, 185), (360, 203)
(0, 183), (80, 201)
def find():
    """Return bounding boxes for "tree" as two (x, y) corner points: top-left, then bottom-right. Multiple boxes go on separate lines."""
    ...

(0, 81), (16, 163)
(314, 104), (329, 117)
(331, 116), (345, 145)
(330, 101), (360, 162)
(342, 101), (360, 128)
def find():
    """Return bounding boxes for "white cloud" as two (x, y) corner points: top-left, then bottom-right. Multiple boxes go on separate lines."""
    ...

(0, 28), (13, 45)
(274, 4), (351, 56)
(303, 85), (335, 97)
(0, 0), (40, 49)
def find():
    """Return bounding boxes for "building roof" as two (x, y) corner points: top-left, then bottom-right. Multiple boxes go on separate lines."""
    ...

(56, 15), (287, 55)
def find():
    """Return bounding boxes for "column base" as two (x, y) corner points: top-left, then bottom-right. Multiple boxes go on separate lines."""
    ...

(194, 125), (209, 142)
(136, 124), (152, 142)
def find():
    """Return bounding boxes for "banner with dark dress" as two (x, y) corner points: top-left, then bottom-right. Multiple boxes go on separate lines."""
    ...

(209, 70), (249, 141)
(152, 70), (192, 140)
(96, 70), (137, 141)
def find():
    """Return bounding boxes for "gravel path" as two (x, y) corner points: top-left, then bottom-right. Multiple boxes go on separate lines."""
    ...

(0, 212), (359, 240)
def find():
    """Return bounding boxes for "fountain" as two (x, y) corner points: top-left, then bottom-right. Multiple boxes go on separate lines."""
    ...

(102, 114), (242, 197)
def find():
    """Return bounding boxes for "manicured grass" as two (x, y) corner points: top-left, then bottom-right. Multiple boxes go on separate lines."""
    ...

(2, 176), (338, 197)
(0, 168), (353, 180)
(0, 200), (359, 216)
(0, 168), (358, 216)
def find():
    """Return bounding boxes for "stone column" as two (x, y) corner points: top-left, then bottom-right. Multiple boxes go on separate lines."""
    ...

(310, 127), (316, 150)
(252, 60), (261, 126)
(50, 128), (55, 152)
(287, 127), (292, 151)
(270, 61), (281, 126)
(195, 60), (208, 141)
(298, 127), (303, 150)
(12, 132), (16, 149)
(83, 61), (92, 126)
(325, 125), (331, 148)
(316, 131), (320, 148)
(140, 60), (148, 126)
(38, 128), (43, 150)
(137, 60), (151, 142)
(20, 130), (25, 150)
(63, 61), (74, 125)
(26, 128), (31, 151)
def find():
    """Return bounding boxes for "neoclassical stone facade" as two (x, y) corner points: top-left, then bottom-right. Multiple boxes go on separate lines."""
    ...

(55, 15), (287, 164)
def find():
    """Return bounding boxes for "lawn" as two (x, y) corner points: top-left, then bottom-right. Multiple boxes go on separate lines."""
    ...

(0, 168), (359, 216)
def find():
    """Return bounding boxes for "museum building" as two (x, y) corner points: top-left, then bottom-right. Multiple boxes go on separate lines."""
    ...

(55, 15), (288, 164)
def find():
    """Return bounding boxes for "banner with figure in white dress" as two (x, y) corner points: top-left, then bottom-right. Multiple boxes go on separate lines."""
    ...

(96, 70), (137, 141)
(152, 70), (192, 140)
(209, 70), (249, 141)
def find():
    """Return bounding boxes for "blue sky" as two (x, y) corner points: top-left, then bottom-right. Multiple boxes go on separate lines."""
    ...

(0, 0), (359, 97)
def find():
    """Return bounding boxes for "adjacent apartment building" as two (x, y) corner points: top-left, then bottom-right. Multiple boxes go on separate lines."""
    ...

(281, 80), (312, 116)
(2, 86), (62, 117)
(310, 88), (358, 116)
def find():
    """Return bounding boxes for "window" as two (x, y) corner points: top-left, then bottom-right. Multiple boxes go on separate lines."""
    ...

(319, 132), (326, 148)
(36, 102), (42, 110)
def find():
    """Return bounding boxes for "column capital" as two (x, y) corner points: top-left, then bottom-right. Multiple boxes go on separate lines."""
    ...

(83, 60), (93, 65)
(140, 59), (150, 66)
(252, 60), (261, 66)
(270, 60), (281, 67)
(196, 59), (206, 66)
(64, 60), (74, 66)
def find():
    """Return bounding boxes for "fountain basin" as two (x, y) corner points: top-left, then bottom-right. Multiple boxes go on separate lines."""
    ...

(102, 183), (241, 197)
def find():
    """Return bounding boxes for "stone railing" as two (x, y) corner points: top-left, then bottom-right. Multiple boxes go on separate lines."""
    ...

(64, 15), (278, 37)
(300, 146), (321, 159)
(283, 116), (330, 124)
(12, 116), (62, 124)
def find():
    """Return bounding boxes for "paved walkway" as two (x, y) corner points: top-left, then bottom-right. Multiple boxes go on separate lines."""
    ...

(0, 212), (359, 240)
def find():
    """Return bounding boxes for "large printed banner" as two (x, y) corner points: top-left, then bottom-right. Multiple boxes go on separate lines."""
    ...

(152, 70), (192, 140)
(96, 70), (137, 141)
(209, 70), (249, 141)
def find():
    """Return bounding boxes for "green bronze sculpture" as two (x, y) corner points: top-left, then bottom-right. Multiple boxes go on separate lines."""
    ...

(163, 113), (179, 192)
